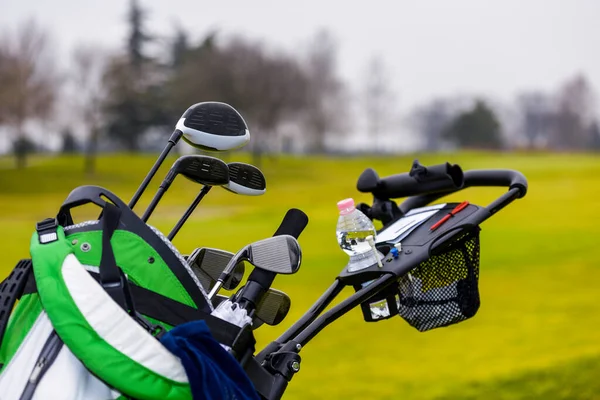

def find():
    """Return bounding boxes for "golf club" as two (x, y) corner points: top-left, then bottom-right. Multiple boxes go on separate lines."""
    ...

(187, 247), (246, 291)
(129, 101), (250, 211)
(177, 102), (250, 151)
(235, 209), (308, 318)
(141, 155), (229, 222)
(225, 162), (267, 196)
(208, 235), (302, 299)
(167, 161), (267, 240)
(213, 288), (291, 329)
(252, 288), (291, 327)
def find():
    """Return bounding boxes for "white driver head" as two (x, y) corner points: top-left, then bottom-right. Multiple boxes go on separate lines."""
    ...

(176, 102), (250, 151)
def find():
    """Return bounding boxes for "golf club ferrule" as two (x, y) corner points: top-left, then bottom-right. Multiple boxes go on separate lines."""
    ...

(168, 129), (183, 145)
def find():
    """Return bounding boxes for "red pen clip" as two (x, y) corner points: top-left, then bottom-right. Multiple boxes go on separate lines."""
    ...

(430, 201), (470, 231)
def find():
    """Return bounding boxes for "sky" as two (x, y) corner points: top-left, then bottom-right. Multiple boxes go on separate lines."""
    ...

(1, 0), (600, 150)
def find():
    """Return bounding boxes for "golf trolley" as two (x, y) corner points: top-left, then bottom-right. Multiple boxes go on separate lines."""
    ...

(0, 101), (528, 400)
(246, 161), (528, 399)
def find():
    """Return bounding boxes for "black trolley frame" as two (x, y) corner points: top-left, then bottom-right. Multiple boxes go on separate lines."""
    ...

(246, 168), (528, 399)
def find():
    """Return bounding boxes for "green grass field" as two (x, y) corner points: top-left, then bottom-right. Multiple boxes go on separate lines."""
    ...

(1, 152), (599, 399)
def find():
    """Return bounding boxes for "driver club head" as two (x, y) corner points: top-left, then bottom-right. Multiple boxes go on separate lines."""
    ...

(225, 162), (266, 196)
(188, 248), (245, 291)
(246, 235), (302, 274)
(170, 155), (230, 187)
(176, 102), (250, 151)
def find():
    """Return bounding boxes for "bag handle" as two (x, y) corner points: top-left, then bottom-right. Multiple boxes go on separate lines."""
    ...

(57, 185), (131, 226)
(56, 185), (214, 313)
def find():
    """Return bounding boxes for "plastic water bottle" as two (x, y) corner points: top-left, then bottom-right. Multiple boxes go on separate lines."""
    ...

(336, 198), (380, 272)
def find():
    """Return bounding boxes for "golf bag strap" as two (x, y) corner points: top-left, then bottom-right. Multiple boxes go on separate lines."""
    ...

(0, 259), (33, 349)
(22, 272), (256, 356)
(99, 203), (136, 313)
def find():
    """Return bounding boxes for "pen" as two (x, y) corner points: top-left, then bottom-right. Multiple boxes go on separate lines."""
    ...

(430, 201), (470, 231)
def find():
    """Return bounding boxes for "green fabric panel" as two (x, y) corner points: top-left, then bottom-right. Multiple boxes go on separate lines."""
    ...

(65, 229), (195, 307)
(30, 229), (192, 400)
(0, 294), (43, 373)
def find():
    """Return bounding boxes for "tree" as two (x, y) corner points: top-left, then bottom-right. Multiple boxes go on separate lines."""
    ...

(102, 0), (168, 151)
(166, 34), (309, 164)
(589, 121), (600, 150)
(61, 127), (78, 153)
(443, 100), (503, 149)
(71, 44), (108, 174)
(551, 74), (596, 150)
(0, 20), (58, 167)
(171, 27), (189, 69)
(516, 92), (552, 149)
(128, 0), (151, 72)
(410, 99), (453, 151)
(362, 55), (395, 151)
(301, 30), (348, 153)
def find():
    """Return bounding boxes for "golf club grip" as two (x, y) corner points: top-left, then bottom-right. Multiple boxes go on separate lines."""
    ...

(241, 209), (308, 304)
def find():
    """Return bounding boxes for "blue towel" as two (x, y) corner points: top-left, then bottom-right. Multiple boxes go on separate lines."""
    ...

(160, 320), (260, 400)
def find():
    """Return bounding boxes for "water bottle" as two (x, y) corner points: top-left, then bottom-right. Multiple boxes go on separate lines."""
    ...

(336, 198), (381, 272)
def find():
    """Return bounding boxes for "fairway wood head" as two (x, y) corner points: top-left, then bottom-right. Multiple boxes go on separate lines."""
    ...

(225, 162), (266, 196)
(176, 102), (250, 151)
(188, 247), (245, 291)
(253, 288), (291, 327)
(172, 155), (230, 186)
(246, 235), (301, 274)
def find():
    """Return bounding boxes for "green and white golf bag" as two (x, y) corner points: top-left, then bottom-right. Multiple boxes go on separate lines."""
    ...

(0, 186), (255, 400)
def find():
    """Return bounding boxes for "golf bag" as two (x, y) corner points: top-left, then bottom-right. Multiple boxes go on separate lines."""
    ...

(0, 186), (258, 400)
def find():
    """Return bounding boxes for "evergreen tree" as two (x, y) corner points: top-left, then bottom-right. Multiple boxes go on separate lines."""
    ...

(443, 100), (503, 149)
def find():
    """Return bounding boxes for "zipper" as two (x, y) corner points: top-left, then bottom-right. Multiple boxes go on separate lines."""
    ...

(19, 330), (64, 400)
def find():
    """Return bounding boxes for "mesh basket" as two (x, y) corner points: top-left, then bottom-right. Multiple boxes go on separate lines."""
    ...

(397, 227), (481, 332)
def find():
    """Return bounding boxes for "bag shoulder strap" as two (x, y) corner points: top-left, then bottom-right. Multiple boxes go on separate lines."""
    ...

(21, 271), (256, 358)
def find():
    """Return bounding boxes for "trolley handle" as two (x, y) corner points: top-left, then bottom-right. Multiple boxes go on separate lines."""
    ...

(399, 169), (528, 216)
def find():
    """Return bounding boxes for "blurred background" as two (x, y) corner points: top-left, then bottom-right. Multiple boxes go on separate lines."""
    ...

(1, 1), (599, 399)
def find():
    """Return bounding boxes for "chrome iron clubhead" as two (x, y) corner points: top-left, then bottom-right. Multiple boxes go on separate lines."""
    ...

(188, 248), (245, 291)
(207, 235), (301, 299)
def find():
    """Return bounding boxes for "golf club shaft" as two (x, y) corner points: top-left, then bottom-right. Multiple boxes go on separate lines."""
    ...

(141, 187), (167, 222)
(129, 130), (182, 210)
(208, 280), (224, 299)
(168, 186), (212, 240)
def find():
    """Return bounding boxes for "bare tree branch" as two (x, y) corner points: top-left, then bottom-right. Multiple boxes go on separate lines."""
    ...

(0, 19), (59, 167)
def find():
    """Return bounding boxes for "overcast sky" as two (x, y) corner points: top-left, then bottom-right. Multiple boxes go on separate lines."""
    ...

(1, 0), (599, 152)
(2, 0), (599, 110)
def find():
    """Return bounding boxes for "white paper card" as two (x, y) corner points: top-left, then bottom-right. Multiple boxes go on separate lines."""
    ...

(376, 204), (446, 244)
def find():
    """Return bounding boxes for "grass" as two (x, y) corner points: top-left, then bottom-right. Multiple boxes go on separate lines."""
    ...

(1, 151), (599, 399)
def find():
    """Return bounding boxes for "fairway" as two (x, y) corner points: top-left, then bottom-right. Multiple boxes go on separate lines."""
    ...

(1, 152), (599, 399)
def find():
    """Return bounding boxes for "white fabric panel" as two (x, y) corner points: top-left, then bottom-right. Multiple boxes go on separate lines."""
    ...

(60, 254), (188, 383)
(0, 313), (54, 400)
(32, 346), (116, 400)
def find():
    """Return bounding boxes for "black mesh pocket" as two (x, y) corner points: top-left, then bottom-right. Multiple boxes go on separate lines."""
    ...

(397, 228), (481, 332)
